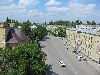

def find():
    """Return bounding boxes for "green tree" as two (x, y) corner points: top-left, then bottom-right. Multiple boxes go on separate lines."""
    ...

(91, 21), (96, 25)
(6, 17), (11, 23)
(75, 20), (80, 25)
(52, 27), (66, 37)
(71, 21), (76, 28)
(20, 21), (32, 36)
(0, 41), (47, 75)
(30, 25), (48, 41)
(87, 21), (91, 25)
(49, 20), (54, 25)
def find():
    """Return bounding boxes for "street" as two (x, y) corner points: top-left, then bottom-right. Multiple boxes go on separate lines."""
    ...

(41, 35), (100, 75)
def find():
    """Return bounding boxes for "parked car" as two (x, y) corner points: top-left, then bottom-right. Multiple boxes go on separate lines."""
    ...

(72, 50), (77, 54)
(40, 45), (45, 48)
(64, 42), (66, 45)
(59, 61), (66, 67)
(76, 55), (86, 61)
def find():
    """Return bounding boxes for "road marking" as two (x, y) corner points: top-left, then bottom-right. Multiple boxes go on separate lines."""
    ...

(95, 66), (99, 70)
(69, 64), (70, 66)
(72, 67), (74, 70)
(74, 72), (77, 74)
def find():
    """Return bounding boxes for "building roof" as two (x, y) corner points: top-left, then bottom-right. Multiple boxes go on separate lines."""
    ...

(6, 29), (28, 43)
(68, 28), (98, 35)
(76, 29), (97, 34)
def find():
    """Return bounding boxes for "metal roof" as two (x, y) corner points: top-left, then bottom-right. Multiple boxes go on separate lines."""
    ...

(70, 28), (97, 34)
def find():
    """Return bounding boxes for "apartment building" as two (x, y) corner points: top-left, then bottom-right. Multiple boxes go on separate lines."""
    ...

(0, 23), (28, 48)
(76, 24), (100, 30)
(66, 25), (100, 63)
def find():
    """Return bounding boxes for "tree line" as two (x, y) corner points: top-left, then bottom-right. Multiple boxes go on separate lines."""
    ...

(48, 20), (100, 28)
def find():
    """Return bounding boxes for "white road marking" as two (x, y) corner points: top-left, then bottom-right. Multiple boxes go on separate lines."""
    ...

(95, 66), (99, 70)
(74, 72), (77, 74)
(72, 67), (74, 70)
(69, 64), (70, 66)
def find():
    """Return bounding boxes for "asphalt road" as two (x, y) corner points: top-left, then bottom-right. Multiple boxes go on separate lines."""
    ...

(41, 35), (100, 75)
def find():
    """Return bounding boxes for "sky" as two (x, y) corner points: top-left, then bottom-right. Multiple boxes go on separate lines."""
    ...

(0, 0), (100, 23)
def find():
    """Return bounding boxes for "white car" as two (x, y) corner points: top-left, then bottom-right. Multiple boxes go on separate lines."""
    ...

(76, 55), (86, 61)
(64, 42), (66, 45)
(59, 61), (66, 67)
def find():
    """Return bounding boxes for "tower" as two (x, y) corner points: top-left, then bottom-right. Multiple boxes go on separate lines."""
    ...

(0, 23), (11, 48)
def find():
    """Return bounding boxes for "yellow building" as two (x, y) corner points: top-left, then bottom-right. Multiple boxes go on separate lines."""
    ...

(0, 23), (10, 48)
(66, 25), (100, 63)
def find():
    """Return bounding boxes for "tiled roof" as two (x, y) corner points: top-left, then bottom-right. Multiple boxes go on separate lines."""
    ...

(6, 29), (28, 43)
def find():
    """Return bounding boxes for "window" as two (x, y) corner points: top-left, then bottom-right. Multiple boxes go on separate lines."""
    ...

(89, 37), (90, 40)
(91, 37), (93, 40)
(85, 49), (86, 53)
(86, 36), (87, 39)
(86, 44), (87, 47)
(88, 44), (90, 48)
(83, 48), (84, 51)
(90, 52), (91, 56)
(84, 35), (85, 38)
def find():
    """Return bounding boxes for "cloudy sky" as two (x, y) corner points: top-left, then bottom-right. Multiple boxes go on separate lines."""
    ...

(0, 0), (100, 23)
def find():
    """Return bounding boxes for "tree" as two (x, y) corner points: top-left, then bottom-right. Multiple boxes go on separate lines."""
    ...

(87, 21), (91, 25)
(20, 21), (32, 36)
(75, 20), (80, 25)
(52, 26), (66, 37)
(49, 20), (54, 25)
(6, 17), (11, 23)
(71, 21), (76, 28)
(30, 25), (48, 41)
(0, 41), (48, 75)
(91, 21), (96, 25)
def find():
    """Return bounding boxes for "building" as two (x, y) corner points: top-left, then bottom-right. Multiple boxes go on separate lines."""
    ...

(66, 25), (100, 63)
(76, 24), (100, 30)
(0, 23), (28, 48)
(46, 25), (65, 32)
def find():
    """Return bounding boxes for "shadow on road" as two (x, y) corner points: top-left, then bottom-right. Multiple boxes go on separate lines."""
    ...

(47, 64), (58, 75)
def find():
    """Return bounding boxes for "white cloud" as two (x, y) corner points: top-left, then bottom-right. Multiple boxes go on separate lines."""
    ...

(19, 0), (39, 6)
(69, 0), (78, 3)
(67, 3), (96, 17)
(0, 0), (99, 23)
(45, 0), (62, 6)
(46, 6), (70, 12)
(0, 0), (13, 6)
(46, 2), (96, 17)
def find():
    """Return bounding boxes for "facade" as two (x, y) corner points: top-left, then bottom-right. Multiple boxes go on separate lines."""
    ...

(66, 25), (100, 63)
(0, 23), (28, 48)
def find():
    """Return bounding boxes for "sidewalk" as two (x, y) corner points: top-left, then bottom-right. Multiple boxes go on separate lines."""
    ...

(86, 56), (100, 70)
